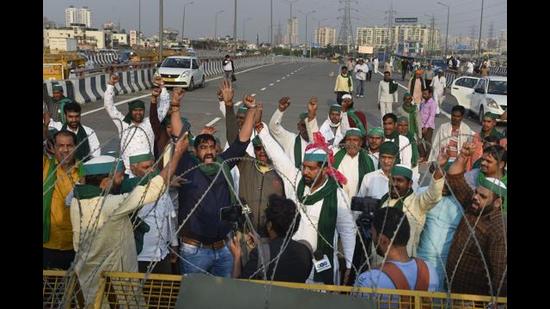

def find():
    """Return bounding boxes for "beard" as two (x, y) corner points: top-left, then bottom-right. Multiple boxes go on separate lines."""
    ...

(303, 177), (314, 187)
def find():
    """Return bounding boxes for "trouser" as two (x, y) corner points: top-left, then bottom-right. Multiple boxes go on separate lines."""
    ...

(43, 248), (75, 270)
(380, 101), (393, 123)
(401, 68), (407, 80)
(434, 91), (444, 114)
(374, 65), (378, 74)
(419, 127), (434, 159)
(179, 242), (233, 277)
(366, 71), (372, 81)
(138, 254), (173, 274)
(224, 71), (233, 85)
(356, 79), (365, 96)
(336, 91), (349, 105)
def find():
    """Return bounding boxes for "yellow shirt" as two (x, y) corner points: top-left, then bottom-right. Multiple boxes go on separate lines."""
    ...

(334, 74), (353, 92)
(43, 155), (80, 251)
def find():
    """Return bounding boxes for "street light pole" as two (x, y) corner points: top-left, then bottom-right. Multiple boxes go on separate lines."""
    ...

(243, 17), (252, 43)
(437, 2), (450, 58)
(159, 0), (163, 62)
(234, 0), (237, 51)
(285, 0), (299, 49)
(270, 0), (273, 46)
(138, 0), (141, 44)
(214, 10), (224, 40)
(478, 0), (485, 57)
(182, 1), (194, 43)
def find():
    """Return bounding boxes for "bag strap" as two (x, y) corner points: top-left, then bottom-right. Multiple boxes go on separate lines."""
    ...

(413, 258), (430, 291)
(378, 262), (410, 290)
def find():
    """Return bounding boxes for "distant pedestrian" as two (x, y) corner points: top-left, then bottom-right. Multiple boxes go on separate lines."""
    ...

(418, 87), (437, 162)
(223, 55), (235, 85)
(366, 58), (374, 81)
(430, 70), (447, 115)
(378, 71), (399, 122)
(401, 58), (409, 81)
(373, 57), (379, 74)
(354, 58), (368, 98)
(334, 66), (353, 104)
(409, 69), (427, 105)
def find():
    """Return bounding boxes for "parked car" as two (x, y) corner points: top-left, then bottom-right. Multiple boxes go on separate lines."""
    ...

(450, 75), (480, 110)
(470, 76), (507, 124)
(155, 56), (206, 90)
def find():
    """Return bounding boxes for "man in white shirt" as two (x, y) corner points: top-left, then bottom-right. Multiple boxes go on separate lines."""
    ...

(378, 71), (399, 122)
(466, 60), (474, 74)
(383, 113), (412, 168)
(256, 123), (356, 285)
(373, 57), (379, 74)
(222, 54), (235, 85)
(354, 58), (369, 98)
(104, 75), (170, 177)
(48, 101), (100, 161)
(430, 70), (447, 115)
(318, 104), (346, 147)
(428, 105), (473, 164)
(357, 141), (400, 199)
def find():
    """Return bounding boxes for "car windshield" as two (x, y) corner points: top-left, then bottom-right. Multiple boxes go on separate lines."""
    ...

(161, 58), (191, 68)
(487, 80), (507, 95)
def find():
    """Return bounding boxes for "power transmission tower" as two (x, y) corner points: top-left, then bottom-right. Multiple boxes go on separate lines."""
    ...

(336, 0), (356, 53)
(384, 2), (396, 57)
(488, 21), (495, 49)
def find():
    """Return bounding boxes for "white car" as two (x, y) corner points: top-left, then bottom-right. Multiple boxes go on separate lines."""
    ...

(450, 75), (480, 110)
(471, 76), (507, 124)
(156, 56), (206, 90)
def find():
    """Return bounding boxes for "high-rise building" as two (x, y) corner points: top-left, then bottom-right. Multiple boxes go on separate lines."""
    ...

(314, 27), (336, 47)
(130, 30), (138, 46)
(355, 24), (440, 52)
(285, 17), (299, 46)
(65, 6), (92, 28)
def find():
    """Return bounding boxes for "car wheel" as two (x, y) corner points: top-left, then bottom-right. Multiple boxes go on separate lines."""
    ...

(188, 78), (194, 91)
(478, 106), (484, 124)
(200, 75), (206, 88)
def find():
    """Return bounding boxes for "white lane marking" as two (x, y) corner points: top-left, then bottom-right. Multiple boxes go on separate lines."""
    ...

(269, 83), (274, 86)
(82, 62), (277, 117)
(260, 87), (267, 91)
(276, 80), (280, 82)
(234, 101), (243, 106)
(251, 93), (257, 97)
(375, 71), (451, 119)
(282, 77), (286, 79)
(206, 117), (221, 127)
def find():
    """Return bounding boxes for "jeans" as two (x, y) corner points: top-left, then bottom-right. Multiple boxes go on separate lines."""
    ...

(356, 79), (365, 96)
(179, 242), (233, 277)
(43, 248), (75, 270)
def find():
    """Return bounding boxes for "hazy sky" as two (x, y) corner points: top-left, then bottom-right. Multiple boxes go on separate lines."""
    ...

(43, 0), (506, 43)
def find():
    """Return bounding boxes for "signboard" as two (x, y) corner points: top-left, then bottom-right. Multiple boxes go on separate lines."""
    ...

(395, 17), (418, 23)
(358, 45), (374, 54)
(43, 63), (64, 81)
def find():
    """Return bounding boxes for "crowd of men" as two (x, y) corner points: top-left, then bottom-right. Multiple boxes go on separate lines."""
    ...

(43, 60), (507, 305)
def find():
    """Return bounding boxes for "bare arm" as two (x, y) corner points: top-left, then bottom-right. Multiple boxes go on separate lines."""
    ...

(238, 94), (258, 143)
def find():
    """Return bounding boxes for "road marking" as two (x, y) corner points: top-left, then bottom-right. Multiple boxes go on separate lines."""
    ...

(206, 117), (221, 127)
(234, 100), (243, 106)
(251, 93), (256, 97)
(269, 83), (274, 86)
(282, 77), (286, 79)
(260, 87), (267, 91)
(82, 62), (278, 117)
(276, 80), (280, 82)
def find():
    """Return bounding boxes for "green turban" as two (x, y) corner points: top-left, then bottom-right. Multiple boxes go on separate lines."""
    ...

(237, 105), (248, 114)
(391, 164), (413, 181)
(252, 135), (263, 147)
(52, 84), (64, 92)
(329, 104), (342, 113)
(479, 177), (507, 199)
(397, 116), (409, 123)
(129, 152), (154, 164)
(483, 112), (499, 120)
(379, 141), (399, 156)
(123, 100), (146, 124)
(367, 127), (384, 137)
(345, 128), (364, 138)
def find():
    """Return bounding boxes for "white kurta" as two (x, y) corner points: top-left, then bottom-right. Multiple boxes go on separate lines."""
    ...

(70, 175), (167, 305)
(268, 109), (308, 166)
(357, 169), (420, 200)
(137, 190), (178, 262)
(319, 118), (345, 148)
(384, 135), (413, 168)
(104, 84), (170, 176)
(49, 120), (101, 158)
(258, 127), (356, 284)
(337, 153), (360, 199)
(428, 122), (474, 162)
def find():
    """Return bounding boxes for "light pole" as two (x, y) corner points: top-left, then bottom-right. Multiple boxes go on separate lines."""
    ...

(233, 0), (237, 52)
(298, 10), (316, 48)
(181, 1), (194, 43)
(159, 0), (163, 62)
(270, 0), (273, 46)
(285, 0), (299, 49)
(478, 0), (485, 57)
(214, 10), (224, 40)
(437, 1), (450, 58)
(138, 0), (141, 44)
(242, 17), (252, 43)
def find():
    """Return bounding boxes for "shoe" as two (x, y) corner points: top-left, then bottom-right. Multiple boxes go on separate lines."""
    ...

(356, 94), (360, 97)
(360, 95), (364, 98)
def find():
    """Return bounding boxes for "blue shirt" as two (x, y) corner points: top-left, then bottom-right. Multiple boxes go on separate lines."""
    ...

(416, 189), (462, 291)
(355, 259), (439, 298)
(176, 138), (249, 243)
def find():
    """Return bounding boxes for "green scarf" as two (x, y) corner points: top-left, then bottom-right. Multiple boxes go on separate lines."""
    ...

(405, 132), (419, 168)
(389, 80), (398, 94)
(385, 131), (401, 165)
(480, 128), (503, 140)
(380, 188), (414, 211)
(294, 135), (302, 168)
(297, 177), (339, 284)
(61, 123), (91, 162)
(402, 102), (419, 139)
(74, 184), (104, 200)
(347, 108), (367, 136)
(476, 170), (507, 214)
(120, 170), (161, 194)
(191, 155), (237, 205)
(43, 157), (57, 243)
(333, 149), (375, 192)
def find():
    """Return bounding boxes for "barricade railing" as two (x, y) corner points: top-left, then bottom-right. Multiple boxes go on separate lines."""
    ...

(42, 271), (508, 308)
